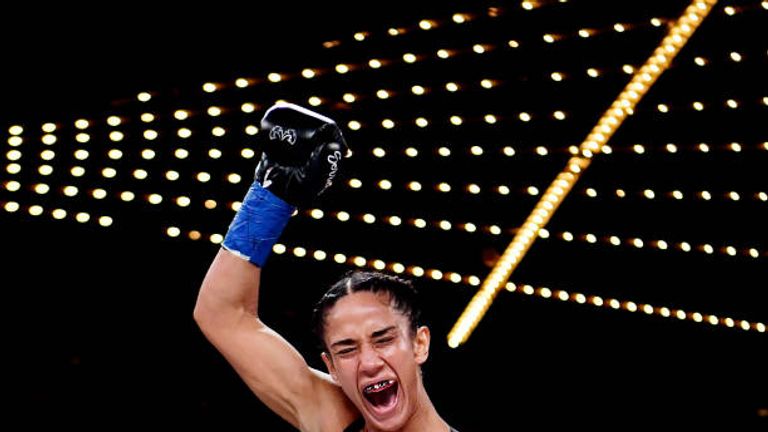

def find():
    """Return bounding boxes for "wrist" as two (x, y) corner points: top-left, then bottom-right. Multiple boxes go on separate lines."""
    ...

(222, 182), (296, 267)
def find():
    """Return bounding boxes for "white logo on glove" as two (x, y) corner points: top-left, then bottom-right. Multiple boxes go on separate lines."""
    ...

(262, 167), (274, 188)
(319, 150), (343, 194)
(269, 126), (297, 145)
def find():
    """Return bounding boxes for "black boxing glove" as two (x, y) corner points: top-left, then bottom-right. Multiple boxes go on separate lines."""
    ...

(255, 102), (349, 207)
(222, 102), (349, 266)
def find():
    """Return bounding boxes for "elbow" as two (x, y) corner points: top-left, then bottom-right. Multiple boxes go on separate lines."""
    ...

(193, 297), (229, 343)
(193, 288), (224, 334)
(192, 289), (260, 337)
(193, 277), (227, 332)
(193, 297), (212, 332)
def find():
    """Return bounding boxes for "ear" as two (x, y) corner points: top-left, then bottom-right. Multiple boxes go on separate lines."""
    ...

(413, 325), (431, 365)
(321, 352), (339, 383)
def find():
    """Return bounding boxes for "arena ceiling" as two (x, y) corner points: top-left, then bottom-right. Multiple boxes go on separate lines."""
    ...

(2, 0), (766, 428)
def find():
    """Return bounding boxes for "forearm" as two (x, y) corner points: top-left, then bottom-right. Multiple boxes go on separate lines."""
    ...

(194, 248), (263, 329)
(195, 176), (296, 325)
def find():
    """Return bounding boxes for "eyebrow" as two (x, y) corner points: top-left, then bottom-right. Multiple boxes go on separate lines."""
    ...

(329, 326), (398, 349)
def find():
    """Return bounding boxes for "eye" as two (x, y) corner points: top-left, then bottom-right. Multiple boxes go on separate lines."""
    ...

(335, 347), (356, 357)
(375, 336), (394, 345)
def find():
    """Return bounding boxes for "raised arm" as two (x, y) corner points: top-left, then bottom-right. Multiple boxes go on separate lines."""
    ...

(193, 102), (355, 431)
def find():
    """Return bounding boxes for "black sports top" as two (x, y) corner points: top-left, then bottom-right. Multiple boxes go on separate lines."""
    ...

(343, 417), (459, 432)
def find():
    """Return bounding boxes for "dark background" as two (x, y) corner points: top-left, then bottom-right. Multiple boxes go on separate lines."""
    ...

(1, 1), (460, 119)
(2, 1), (766, 430)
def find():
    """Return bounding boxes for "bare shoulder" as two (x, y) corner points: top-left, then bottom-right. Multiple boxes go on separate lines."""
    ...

(300, 368), (359, 432)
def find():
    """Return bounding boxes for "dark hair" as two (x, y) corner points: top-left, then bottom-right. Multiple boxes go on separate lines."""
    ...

(312, 270), (422, 351)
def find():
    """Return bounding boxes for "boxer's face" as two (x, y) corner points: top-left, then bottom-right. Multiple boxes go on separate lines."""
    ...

(321, 291), (430, 431)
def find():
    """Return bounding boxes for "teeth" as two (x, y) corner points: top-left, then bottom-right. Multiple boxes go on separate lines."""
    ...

(364, 379), (394, 393)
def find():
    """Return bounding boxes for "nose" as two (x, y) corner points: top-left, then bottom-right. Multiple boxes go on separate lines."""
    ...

(358, 344), (384, 374)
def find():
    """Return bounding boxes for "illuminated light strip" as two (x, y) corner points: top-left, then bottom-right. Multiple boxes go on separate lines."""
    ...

(322, 3), (669, 49)
(1, 200), (114, 226)
(606, 141), (768, 155)
(341, 178), (539, 197)
(165, 227), (766, 334)
(359, 137), (768, 162)
(300, 206), (765, 259)
(166, 227), (481, 284)
(1, 178), (180, 212)
(503, 280), (765, 333)
(341, 91), (768, 129)
(322, 8), (493, 47)
(539, 228), (765, 260)
(270, 243), (465, 285)
(298, 207), (766, 260)
(583, 186), (768, 203)
(650, 96), (767, 114)
(300, 208), (507, 236)
(340, 177), (768, 204)
(348, 90), (767, 125)
(448, 0), (720, 348)
(275, 239), (762, 332)
(304, 208), (768, 260)
(305, 205), (764, 260)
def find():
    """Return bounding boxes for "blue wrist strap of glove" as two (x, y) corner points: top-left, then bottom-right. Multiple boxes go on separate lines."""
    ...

(222, 182), (296, 267)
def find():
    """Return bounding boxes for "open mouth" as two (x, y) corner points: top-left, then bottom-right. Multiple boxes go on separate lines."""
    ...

(362, 379), (399, 413)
